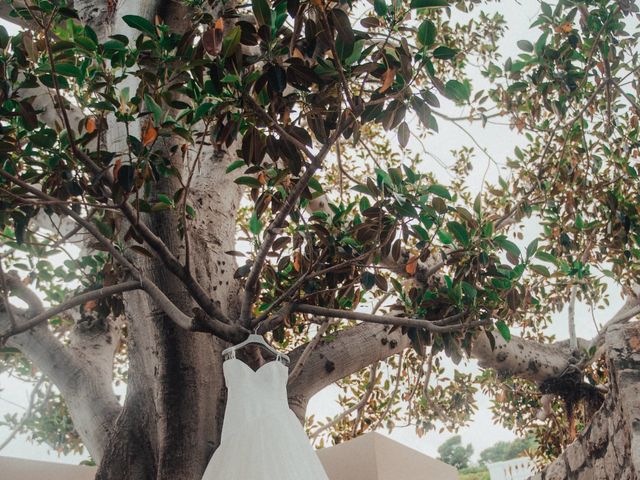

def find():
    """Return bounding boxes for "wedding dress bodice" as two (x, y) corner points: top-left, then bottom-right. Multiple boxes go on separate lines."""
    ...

(220, 358), (289, 441)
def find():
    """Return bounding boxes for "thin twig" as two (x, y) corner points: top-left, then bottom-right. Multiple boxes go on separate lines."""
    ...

(373, 352), (403, 430)
(288, 319), (334, 384)
(310, 362), (378, 440)
(0, 376), (45, 452)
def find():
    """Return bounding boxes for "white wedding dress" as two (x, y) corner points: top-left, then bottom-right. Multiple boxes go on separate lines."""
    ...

(201, 353), (330, 480)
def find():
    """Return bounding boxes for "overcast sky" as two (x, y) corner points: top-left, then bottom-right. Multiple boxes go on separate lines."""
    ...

(0, 0), (628, 466)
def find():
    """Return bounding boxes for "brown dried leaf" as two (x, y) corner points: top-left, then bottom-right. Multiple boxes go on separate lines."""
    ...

(405, 256), (419, 276)
(86, 116), (97, 134)
(142, 122), (158, 146)
(113, 159), (122, 180)
(379, 67), (396, 93)
(84, 299), (98, 312)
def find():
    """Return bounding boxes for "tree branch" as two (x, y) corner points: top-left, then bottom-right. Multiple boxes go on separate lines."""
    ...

(0, 1), (44, 30)
(288, 322), (409, 400)
(292, 303), (482, 333)
(2, 307), (121, 462)
(1, 281), (142, 338)
(0, 169), (245, 341)
(587, 284), (640, 352)
(568, 284), (578, 351)
(240, 105), (354, 326)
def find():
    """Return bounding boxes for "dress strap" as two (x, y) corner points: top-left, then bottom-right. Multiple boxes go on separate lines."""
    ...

(225, 349), (236, 360)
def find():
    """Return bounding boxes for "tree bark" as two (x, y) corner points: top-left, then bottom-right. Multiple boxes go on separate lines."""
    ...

(5, 319), (121, 463)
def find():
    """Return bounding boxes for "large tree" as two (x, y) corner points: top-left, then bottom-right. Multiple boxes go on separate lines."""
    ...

(0, 0), (639, 478)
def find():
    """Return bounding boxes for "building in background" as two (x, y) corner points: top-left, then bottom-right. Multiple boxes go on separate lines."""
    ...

(1, 432), (458, 480)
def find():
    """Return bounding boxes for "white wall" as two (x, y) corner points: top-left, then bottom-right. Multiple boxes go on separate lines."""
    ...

(486, 457), (535, 480)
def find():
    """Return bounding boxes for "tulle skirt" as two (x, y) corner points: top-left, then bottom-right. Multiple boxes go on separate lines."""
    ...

(201, 408), (329, 479)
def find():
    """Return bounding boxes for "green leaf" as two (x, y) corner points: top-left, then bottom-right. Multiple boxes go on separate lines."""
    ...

(374, 0), (387, 16)
(526, 238), (538, 259)
(144, 94), (163, 125)
(252, 0), (272, 27)
(437, 230), (453, 245)
(103, 39), (127, 52)
(444, 80), (470, 102)
(74, 36), (97, 52)
(249, 211), (263, 235)
(352, 184), (373, 196)
(226, 160), (246, 173)
(55, 63), (82, 78)
(517, 40), (534, 52)
(122, 15), (156, 37)
(235, 176), (262, 188)
(447, 221), (469, 246)
(361, 271), (376, 290)
(427, 184), (452, 200)
(194, 102), (215, 122)
(332, 9), (355, 49)
(417, 19), (437, 47)
(491, 277), (511, 290)
(308, 177), (324, 192)
(534, 251), (557, 264)
(221, 26), (241, 58)
(0, 25), (8, 49)
(157, 194), (173, 206)
(495, 320), (511, 341)
(93, 219), (113, 238)
(397, 122), (410, 149)
(461, 281), (477, 301)
(272, 0), (288, 32)
(410, 0), (448, 9)
(433, 46), (458, 60)
(530, 264), (551, 277)
(473, 193), (482, 216)
(493, 235), (520, 258)
(345, 39), (365, 66)
(507, 81), (528, 93)
(29, 131), (56, 148)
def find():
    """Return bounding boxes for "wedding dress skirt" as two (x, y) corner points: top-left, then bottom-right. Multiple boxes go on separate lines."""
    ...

(201, 355), (330, 479)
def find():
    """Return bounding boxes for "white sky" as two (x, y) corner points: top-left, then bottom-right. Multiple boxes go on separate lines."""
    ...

(0, 0), (628, 466)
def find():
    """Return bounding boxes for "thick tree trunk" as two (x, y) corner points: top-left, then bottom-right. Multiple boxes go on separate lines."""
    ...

(531, 323), (640, 480)
(95, 142), (243, 479)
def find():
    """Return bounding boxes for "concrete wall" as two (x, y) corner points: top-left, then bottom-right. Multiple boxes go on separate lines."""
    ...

(317, 432), (458, 480)
(0, 456), (96, 480)
(530, 323), (640, 480)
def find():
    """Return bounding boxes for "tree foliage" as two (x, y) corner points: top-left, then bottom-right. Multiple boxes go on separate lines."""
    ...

(0, 0), (638, 472)
(479, 436), (536, 464)
(437, 434), (473, 469)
